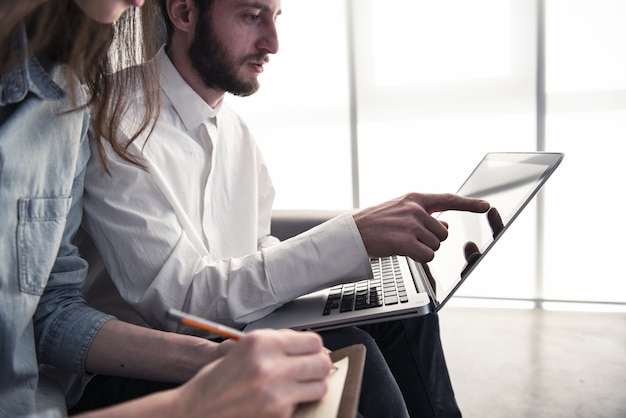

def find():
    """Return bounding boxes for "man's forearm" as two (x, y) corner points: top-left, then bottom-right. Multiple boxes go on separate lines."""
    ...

(84, 319), (219, 383)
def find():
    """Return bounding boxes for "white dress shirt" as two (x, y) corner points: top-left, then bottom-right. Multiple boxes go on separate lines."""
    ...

(82, 49), (371, 330)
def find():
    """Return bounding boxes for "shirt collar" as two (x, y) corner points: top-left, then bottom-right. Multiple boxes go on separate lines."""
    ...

(0, 23), (65, 106)
(157, 47), (222, 132)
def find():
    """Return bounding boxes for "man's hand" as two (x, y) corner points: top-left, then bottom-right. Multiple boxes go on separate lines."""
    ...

(353, 192), (490, 262)
(461, 207), (504, 277)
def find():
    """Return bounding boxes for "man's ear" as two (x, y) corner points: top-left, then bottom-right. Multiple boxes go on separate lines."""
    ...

(165, 0), (197, 34)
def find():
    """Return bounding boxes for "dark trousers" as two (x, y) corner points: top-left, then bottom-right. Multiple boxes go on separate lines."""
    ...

(71, 314), (460, 418)
(320, 313), (460, 418)
(358, 314), (461, 418)
(69, 377), (177, 414)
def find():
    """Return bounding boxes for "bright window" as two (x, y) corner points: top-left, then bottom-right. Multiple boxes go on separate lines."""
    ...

(228, 0), (626, 308)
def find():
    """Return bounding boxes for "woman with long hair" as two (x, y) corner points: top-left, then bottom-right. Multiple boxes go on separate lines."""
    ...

(0, 1), (332, 417)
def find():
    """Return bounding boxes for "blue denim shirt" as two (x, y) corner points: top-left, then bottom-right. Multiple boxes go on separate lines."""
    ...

(0, 27), (114, 417)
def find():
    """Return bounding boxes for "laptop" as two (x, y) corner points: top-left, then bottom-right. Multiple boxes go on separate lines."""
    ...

(245, 152), (564, 332)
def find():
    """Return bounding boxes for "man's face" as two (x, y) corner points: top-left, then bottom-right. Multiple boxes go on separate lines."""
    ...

(188, 0), (281, 97)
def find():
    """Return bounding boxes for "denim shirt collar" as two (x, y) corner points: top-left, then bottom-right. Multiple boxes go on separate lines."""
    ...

(0, 23), (65, 106)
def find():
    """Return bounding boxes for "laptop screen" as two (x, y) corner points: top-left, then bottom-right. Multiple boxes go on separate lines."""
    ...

(424, 152), (564, 308)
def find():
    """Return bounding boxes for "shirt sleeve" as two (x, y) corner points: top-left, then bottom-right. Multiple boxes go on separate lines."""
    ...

(33, 113), (114, 373)
(83, 140), (372, 329)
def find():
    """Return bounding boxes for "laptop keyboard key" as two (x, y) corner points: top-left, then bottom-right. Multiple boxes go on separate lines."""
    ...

(323, 255), (410, 315)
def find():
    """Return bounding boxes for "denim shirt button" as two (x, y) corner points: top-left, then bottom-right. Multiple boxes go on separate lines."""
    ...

(1, 78), (26, 104)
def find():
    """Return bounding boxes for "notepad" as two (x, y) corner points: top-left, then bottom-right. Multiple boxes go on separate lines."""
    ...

(293, 344), (366, 418)
(294, 356), (349, 418)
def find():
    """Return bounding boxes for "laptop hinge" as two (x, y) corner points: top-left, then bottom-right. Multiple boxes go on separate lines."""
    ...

(408, 258), (440, 310)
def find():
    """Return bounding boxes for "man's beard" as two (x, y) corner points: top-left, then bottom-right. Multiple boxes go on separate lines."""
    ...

(188, 19), (263, 97)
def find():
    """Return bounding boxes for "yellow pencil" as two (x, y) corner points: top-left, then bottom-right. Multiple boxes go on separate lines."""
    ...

(166, 308), (245, 340)
(167, 308), (339, 373)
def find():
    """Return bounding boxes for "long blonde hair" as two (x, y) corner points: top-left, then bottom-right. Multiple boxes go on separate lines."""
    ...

(0, 0), (161, 170)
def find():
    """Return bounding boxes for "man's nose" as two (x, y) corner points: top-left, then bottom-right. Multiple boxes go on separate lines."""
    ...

(258, 21), (279, 54)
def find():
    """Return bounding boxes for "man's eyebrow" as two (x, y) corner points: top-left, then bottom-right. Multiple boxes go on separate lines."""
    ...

(238, 1), (282, 15)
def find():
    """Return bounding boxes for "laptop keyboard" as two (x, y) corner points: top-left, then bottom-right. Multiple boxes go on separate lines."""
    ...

(322, 256), (409, 315)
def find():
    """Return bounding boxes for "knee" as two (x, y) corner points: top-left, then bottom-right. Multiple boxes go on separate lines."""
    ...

(320, 327), (378, 352)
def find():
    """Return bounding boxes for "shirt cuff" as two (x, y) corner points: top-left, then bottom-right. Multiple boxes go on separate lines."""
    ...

(263, 212), (372, 303)
(38, 304), (114, 374)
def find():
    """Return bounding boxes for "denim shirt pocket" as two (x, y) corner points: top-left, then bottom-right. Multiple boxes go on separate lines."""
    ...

(17, 197), (71, 295)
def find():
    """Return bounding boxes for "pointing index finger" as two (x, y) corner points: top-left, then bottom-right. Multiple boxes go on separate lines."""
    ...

(423, 193), (490, 214)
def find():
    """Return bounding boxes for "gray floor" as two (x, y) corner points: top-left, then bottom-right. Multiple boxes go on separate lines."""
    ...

(439, 306), (626, 418)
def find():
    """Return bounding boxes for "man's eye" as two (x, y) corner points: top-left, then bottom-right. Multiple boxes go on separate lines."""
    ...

(246, 14), (261, 22)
